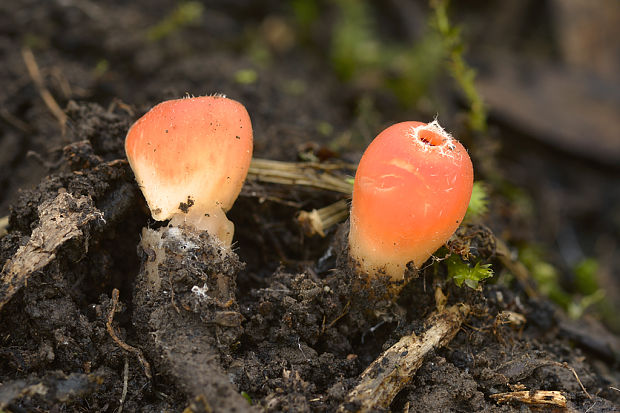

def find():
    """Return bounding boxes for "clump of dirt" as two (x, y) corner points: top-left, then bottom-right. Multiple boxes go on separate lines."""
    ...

(132, 225), (249, 411)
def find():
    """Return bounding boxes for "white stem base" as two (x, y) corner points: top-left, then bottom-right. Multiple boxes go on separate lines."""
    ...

(169, 207), (234, 247)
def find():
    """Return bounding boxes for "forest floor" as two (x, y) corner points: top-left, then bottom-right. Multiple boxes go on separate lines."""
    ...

(1, 1), (619, 412)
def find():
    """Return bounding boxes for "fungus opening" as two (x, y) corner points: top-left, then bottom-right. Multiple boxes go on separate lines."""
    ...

(418, 129), (443, 146)
(408, 119), (456, 153)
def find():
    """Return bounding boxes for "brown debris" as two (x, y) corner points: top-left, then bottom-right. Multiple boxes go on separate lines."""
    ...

(0, 192), (104, 311)
(490, 390), (567, 407)
(298, 199), (350, 237)
(338, 304), (470, 412)
(0, 216), (8, 237)
(21, 46), (68, 134)
(106, 288), (152, 379)
(248, 158), (354, 194)
(0, 371), (101, 409)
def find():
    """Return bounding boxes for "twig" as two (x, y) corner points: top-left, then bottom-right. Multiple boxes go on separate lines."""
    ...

(0, 108), (32, 133)
(241, 180), (303, 208)
(0, 216), (8, 237)
(490, 390), (566, 407)
(552, 361), (591, 399)
(107, 98), (135, 117)
(495, 238), (538, 298)
(298, 199), (350, 237)
(106, 289), (152, 379)
(322, 301), (351, 334)
(248, 158), (354, 194)
(585, 401), (597, 413)
(21, 46), (67, 133)
(338, 304), (470, 412)
(117, 356), (129, 413)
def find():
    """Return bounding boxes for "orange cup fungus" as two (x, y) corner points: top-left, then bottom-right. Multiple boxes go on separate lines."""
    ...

(125, 95), (253, 246)
(348, 120), (473, 280)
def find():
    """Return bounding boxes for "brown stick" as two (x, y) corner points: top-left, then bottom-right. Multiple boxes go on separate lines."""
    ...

(21, 46), (67, 133)
(552, 361), (591, 399)
(495, 239), (538, 298)
(0, 216), (8, 237)
(298, 199), (350, 237)
(106, 288), (152, 379)
(338, 304), (470, 412)
(490, 390), (567, 407)
(0, 193), (103, 311)
(248, 158), (354, 194)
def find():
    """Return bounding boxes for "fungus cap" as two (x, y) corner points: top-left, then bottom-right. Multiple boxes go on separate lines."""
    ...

(125, 95), (253, 245)
(348, 120), (473, 280)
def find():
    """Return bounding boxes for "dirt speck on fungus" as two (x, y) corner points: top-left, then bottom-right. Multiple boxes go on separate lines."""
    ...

(178, 196), (195, 214)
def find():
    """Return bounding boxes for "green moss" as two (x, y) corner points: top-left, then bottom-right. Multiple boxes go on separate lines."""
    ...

(317, 121), (334, 137)
(446, 254), (493, 289)
(330, 0), (379, 81)
(234, 69), (259, 85)
(290, 0), (320, 39)
(430, 0), (487, 132)
(567, 290), (605, 320)
(241, 391), (253, 405)
(465, 181), (489, 221)
(574, 257), (599, 295)
(147, 2), (204, 42)
(384, 34), (446, 107)
(328, 1), (445, 108)
(94, 59), (109, 78)
(519, 248), (614, 322)
(519, 245), (570, 307)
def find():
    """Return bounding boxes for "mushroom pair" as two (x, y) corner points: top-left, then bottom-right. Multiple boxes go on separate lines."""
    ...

(125, 96), (473, 281)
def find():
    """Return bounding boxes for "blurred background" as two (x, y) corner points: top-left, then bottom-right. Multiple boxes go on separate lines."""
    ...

(1, 0), (619, 330)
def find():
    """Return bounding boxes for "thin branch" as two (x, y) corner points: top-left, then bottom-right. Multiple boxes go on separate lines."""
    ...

(248, 158), (354, 194)
(322, 301), (351, 334)
(338, 304), (470, 412)
(298, 199), (350, 237)
(490, 390), (566, 407)
(21, 46), (67, 133)
(117, 356), (129, 413)
(552, 361), (591, 399)
(494, 238), (538, 298)
(106, 288), (152, 379)
(0, 216), (8, 237)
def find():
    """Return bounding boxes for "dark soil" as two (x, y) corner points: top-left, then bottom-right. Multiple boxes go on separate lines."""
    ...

(1, 1), (619, 412)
